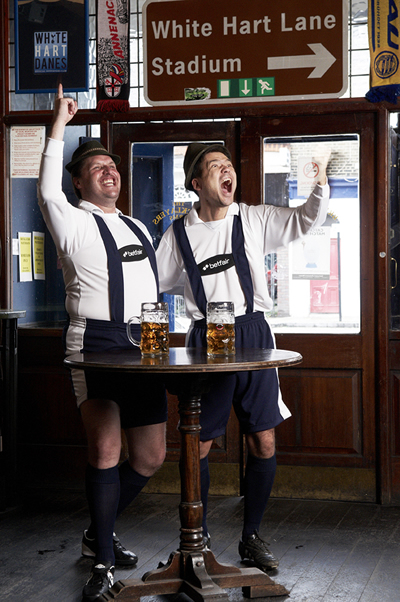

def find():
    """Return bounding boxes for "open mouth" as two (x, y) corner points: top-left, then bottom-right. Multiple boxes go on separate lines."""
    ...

(221, 177), (232, 193)
(102, 178), (115, 187)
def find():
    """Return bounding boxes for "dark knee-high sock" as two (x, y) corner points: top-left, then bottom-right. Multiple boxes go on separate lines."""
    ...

(116, 459), (150, 517)
(242, 454), (277, 541)
(85, 464), (120, 565)
(200, 456), (210, 536)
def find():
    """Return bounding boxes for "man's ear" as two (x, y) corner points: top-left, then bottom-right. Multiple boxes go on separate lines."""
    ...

(73, 176), (82, 191)
(192, 177), (201, 192)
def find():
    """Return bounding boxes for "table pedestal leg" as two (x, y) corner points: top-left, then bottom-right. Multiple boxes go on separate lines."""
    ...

(100, 375), (288, 601)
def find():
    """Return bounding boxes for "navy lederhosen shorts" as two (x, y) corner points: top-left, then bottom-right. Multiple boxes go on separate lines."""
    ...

(188, 312), (286, 441)
(64, 318), (168, 429)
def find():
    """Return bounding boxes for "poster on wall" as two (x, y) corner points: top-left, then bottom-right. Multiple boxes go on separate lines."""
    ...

(14, 0), (89, 94)
(291, 226), (331, 280)
(10, 126), (46, 178)
(297, 156), (323, 198)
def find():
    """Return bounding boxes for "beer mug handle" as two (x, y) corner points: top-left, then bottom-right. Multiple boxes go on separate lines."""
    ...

(126, 316), (140, 347)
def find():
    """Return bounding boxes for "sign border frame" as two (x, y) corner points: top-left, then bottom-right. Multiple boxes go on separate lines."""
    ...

(143, 0), (349, 107)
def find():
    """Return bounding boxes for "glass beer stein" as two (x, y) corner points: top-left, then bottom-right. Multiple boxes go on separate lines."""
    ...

(206, 301), (235, 357)
(126, 302), (169, 357)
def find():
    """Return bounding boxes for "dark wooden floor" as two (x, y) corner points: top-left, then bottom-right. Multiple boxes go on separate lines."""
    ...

(2, 487), (400, 602)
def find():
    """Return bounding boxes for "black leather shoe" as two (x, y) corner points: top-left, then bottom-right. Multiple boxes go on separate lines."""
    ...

(82, 563), (114, 601)
(238, 531), (279, 571)
(82, 530), (138, 567)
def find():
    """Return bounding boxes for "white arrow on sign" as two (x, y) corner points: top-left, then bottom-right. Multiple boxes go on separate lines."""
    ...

(267, 43), (336, 78)
(241, 80), (251, 95)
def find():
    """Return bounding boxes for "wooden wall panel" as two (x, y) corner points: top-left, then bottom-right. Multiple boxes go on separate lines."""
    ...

(386, 369), (400, 503)
(277, 369), (362, 459)
(391, 372), (400, 457)
(388, 343), (400, 503)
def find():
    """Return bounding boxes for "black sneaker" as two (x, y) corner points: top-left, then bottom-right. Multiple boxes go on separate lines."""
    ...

(82, 530), (138, 567)
(238, 531), (279, 571)
(82, 563), (114, 602)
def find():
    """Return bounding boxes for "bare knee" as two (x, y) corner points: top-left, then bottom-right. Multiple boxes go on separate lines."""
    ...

(80, 398), (122, 468)
(129, 445), (165, 476)
(145, 445), (166, 473)
(200, 440), (213, 459)
(246, 429), (275, 459)
(88, 439), (122, 468)
(125, 423), (166, 477)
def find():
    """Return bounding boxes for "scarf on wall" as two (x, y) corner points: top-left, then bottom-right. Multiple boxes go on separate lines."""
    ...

(96, 0), (130, 112)
(366, 0), (400, 103)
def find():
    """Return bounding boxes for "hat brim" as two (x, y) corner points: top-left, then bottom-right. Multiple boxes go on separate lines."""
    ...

(185, 144), (231, 191)
(65, 150), (121, 173)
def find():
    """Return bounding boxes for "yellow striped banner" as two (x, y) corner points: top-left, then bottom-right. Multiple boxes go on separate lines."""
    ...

(366, 0), (400, 102)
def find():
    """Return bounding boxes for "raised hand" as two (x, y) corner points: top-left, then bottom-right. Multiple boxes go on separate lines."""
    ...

(50, 83), (78, 140)
(312, 144), (331, 186)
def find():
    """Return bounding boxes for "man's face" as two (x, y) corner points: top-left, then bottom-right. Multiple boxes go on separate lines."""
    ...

(73, 155), (121, 211)
(192, 151), (237, 211)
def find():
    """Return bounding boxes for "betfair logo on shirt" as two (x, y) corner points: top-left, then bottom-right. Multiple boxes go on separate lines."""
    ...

(119, 245), (148, 262)
(198, 254), (234, 275)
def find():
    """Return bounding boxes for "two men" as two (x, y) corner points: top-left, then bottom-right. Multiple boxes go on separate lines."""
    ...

(38, 85), (167, 601)
(39, 83), (329, 596)
(156, 142), (330, 571)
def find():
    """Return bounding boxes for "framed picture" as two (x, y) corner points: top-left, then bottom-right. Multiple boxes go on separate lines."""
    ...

(14, 0), (89, 94)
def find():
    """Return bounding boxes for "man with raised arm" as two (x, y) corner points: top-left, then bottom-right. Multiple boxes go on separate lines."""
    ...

(38, 85), (167, 601)
(156, 142), (330, 573)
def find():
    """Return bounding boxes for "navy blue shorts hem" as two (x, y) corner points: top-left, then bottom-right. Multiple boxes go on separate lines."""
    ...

(199, 413), (286, 442)
(241, 415), (286, 434)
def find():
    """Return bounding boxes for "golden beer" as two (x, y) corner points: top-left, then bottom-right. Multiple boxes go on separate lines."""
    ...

(206, 322), (235, 357)
(140, 321), (169, 356)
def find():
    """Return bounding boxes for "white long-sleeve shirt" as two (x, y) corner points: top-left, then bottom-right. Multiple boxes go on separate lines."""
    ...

(157, 185), (329, 321)
(38, 137), (157, 324)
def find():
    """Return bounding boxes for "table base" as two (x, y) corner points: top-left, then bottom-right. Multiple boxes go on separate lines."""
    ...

(99, 547), (289, 601)
(62, 352), (301, 602)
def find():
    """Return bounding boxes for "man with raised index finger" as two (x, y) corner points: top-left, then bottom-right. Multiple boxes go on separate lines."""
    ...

(38, 84), (167, 601)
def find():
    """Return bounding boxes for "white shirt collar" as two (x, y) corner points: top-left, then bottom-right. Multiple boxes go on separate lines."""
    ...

(79, 200), (122, 216)
(186, 200), (239, 227)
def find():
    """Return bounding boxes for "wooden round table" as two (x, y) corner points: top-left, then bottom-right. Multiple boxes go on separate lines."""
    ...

(65, 347), (302, 601)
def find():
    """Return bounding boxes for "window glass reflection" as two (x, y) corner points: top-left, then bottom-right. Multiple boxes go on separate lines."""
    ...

(263, 136), (361, 334)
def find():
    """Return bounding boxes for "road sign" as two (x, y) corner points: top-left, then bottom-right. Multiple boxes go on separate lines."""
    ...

(143, 0), (348, 106)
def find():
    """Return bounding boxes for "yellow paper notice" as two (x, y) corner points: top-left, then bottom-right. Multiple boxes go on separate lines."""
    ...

(33, 231), (45, 280)
(18, 232), (32, 282)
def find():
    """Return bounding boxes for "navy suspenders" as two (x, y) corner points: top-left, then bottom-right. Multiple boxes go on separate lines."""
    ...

(172, 216), (208, 316)
(172, 210), (254, 317)
(93, 213), (159, 323)
(231, 212), (254, 314)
